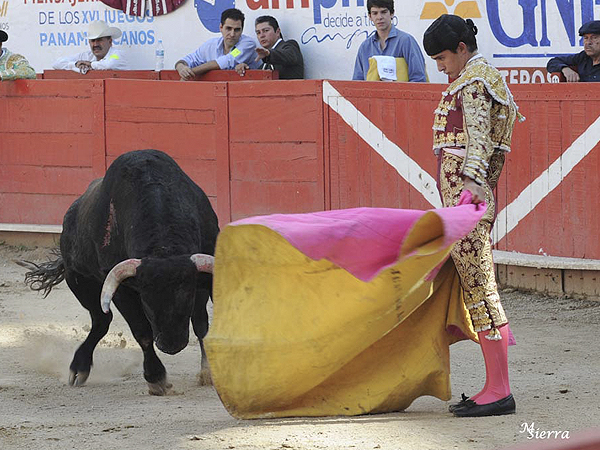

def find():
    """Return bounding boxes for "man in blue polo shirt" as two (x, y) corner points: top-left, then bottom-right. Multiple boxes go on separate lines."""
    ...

(175, 8), (260, 80)
(352, 0), (426, 82)
(547, 20), (600, 82)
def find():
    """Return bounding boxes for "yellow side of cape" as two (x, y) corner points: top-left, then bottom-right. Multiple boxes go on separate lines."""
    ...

(205, 212), (476, 418)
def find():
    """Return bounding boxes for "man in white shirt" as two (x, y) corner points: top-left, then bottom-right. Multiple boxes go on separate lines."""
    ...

(52, 21), (126, 74)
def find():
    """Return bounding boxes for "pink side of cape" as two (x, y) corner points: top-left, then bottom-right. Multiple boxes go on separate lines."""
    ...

(230, 192), (486, 282)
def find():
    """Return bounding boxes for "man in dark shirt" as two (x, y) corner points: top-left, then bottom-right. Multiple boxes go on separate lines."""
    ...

(235, 15), (304, 79)
(547, 20), (600, 82)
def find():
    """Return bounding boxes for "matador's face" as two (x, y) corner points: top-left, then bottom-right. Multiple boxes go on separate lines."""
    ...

(430, 42), (471, 80)
(431, 50), (464, 79)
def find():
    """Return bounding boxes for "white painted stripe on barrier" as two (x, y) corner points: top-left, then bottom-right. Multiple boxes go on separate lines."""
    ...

(324, 81), (600, 247)
(322, 81), (442, 208)
(493, 115), (600, 244)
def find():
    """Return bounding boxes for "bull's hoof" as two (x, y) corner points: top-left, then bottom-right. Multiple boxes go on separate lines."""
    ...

(147, 379), (173, 396)
(69, 370), (90, 387)
(196, 368), (213, 386)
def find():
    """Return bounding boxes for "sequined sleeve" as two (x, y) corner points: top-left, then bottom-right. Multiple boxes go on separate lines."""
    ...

(0, 54), (36, 81)
(461, 81), (493, 186)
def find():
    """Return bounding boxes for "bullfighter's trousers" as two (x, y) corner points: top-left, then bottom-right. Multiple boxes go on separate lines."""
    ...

(438, 150), (508, 340)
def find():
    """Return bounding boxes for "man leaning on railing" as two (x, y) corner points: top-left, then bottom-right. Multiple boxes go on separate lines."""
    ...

(51, 21), (127, 74)
(547, 20), (600, 82)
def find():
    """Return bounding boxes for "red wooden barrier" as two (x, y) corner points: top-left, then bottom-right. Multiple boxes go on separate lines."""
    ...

(227, 80), (324, 220)
(325, 81), (600, 260)
(0, 79), (105, 225)
(103, 79), (230, 223)
(324, 81), (440, 212)
(1, 79), (599, 261)
(505, 84), (600, 259)
(159, 70), (277, 82)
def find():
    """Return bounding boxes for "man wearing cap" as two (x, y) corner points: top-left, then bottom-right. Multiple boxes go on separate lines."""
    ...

(352, 0), (426, 81)
(0, 30), (36, 81)
(547, 20), (600, 82)
(423, 14), (523, 417)
(52, 21), (126, 74)
(175, 8), (260, 81)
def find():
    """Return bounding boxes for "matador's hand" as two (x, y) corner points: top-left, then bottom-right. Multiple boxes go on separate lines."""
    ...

(463, 177), (485, 204)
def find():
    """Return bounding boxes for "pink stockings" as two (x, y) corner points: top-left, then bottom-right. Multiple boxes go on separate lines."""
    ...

(471, 325), (511, 405)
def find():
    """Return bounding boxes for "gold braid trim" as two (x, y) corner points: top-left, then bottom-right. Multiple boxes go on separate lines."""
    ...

(439, 152), (508, 338)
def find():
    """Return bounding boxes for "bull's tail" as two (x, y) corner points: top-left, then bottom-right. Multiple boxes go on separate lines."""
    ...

(15, 248), (66, 298)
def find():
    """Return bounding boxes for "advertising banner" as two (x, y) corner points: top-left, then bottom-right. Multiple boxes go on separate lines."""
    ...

(1, 0), (596, 82)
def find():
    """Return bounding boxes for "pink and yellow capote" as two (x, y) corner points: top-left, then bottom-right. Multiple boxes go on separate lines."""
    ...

(205, 192), (488, 418)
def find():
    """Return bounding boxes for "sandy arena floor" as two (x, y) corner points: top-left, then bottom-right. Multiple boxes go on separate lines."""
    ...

(0, 244), (599, 450)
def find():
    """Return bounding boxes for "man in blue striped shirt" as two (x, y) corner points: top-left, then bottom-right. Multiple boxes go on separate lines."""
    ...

(175, 8), (260, 80)
(352, 0), (427, 82)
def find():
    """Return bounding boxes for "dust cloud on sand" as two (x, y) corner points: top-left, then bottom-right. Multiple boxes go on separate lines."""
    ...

(1, 244), (599, 450)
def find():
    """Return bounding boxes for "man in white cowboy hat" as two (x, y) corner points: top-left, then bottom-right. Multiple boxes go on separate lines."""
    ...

(0, 30), (36, 81)
(52, 21), (126, 73)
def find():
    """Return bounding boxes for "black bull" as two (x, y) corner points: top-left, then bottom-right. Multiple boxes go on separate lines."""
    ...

(20, 150), (219, 395)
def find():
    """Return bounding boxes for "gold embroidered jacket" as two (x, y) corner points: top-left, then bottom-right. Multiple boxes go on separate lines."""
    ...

(432, 54), (523, 185)
(0, 48), (36, 81)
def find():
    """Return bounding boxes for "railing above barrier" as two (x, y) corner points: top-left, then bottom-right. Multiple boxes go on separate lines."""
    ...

(41, 69), (278, 81)
(42, 70), (160, 79)
(159, 70), (278, 81)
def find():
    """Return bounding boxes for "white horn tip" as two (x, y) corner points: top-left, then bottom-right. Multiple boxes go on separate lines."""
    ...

(101, 295), (111, 314)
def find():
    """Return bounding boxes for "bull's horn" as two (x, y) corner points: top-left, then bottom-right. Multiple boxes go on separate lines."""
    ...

(190, 254), (214, 274)
(100, 259), (141, 313)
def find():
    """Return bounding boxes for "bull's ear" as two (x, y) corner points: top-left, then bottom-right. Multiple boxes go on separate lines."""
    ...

(100, 259), (141, 313)
(190, 254), (214, 274)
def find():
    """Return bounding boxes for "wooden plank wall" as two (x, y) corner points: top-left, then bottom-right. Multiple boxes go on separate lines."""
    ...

(502, 84), (600, 260)
(326, 82), (600, 260)
(103, 79), (230, 223)
(1, 79), (599, 262)
(325, 82), (440, 211)
(0, 80), (105, 225)
(227, 80), (325, 221)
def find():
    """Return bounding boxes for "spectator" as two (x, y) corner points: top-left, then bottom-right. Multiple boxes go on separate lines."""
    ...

(236, 15), (304, 79)
(547, 20), (600, 82)
(0, 30), (36, 81)
(352, 0), (426, 82)
(175, 8), (260, 81)
(52, 21), (125, 74)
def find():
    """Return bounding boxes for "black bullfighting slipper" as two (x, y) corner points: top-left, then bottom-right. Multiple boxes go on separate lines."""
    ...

(448, 393), (473, 412)
(453, 394), (516, 417)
